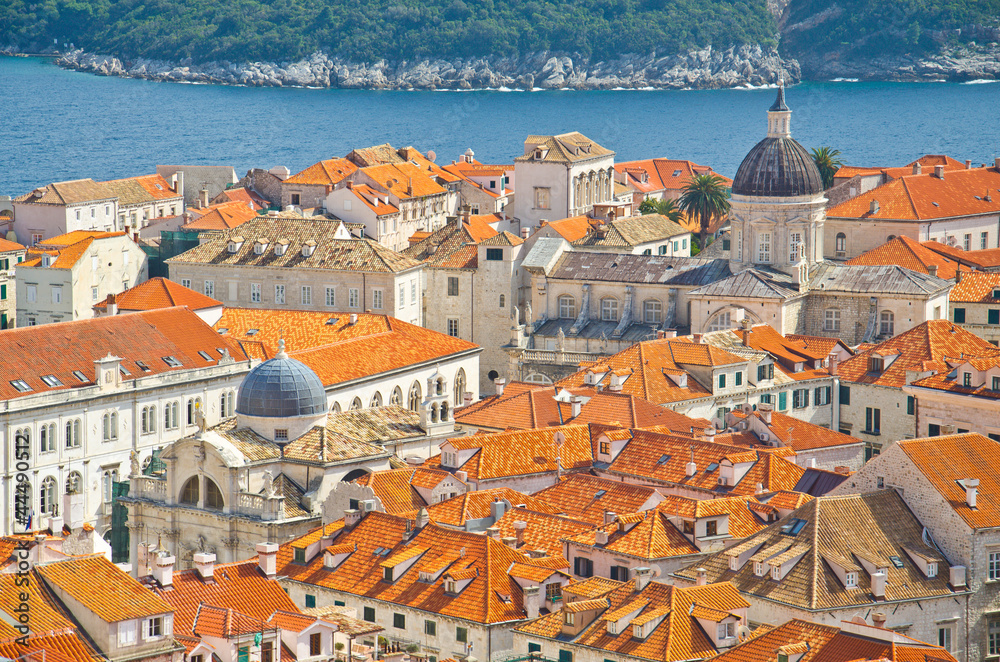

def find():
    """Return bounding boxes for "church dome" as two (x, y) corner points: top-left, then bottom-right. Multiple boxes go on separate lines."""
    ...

(236, 344), (326, 418)
(731, 85), (824, 198)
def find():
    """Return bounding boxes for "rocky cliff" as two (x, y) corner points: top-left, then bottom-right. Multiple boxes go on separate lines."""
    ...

(54, 45), (799, 90)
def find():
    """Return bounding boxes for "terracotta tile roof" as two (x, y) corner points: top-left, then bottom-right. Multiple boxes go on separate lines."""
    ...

(0, 307), (247, 401)
(837, 319), (1000, 388)
(480, 231), (523, 246)
(0, 632), (103, 662)
(362, 162), (447, 199)
(436, 424), (594, 481)
(348, 144), (407, 167)
(213, 309), (479, 387)
(566, 509), (698, 560)
(555, 340), (745, 405)
(0, 237), (25, 252)
(515, 580), (747, 662)
(572, 214), (689, 249)
(194, 603), (271, 637)
(564, 577), (622, 599)
(355, 468), (462, 514)
(615, 158), (732, 195)
(531, 475), (662, 525)
(895, 433), (1000, 529)
(153, 558), (300, 637)
(25, 231), (130, 269)
(516, 133), (614, 164)
(949, 271), (1000, 302)
(674, 491), (956, 610)
(494, 509), (591, 556)
(276, 513), (558, 624)
(285, 158), (358, 186)
(104, 174), (182, 205)
(540, 215), (597, 242)
(183, 200), (260, 230)
(93, 277), (221, 312)
(172, 217), (420, 272)
(36, 556), (173, 622)
(0, 570), (82, 639)
(718, 324), (835, 382)
(828, 165), (1000, 221)
(657, 495), (769, 538)
(15, 179), (115, 205)
(728, 410), (862, 451)
(348, 184), (400, 216)
(908, 354), (1000, 400)
(846, 235), (970, 279)
(215, 186), (268, 210)
(301, 605), (383, 636)
(922, 240), (1000, 269)
(406, 488), (561, 527)
(403, 216), (498, 268)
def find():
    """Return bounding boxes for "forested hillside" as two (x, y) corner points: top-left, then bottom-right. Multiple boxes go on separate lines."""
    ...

(0, 0), (777, 63)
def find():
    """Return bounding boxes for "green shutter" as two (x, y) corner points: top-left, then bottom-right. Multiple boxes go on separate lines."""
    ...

(954, 308), (966, 323)
(906, 396), (914, 415)
(990, 309), (1000, 325)
(0, 284), (5, 300)
(778, 391), (787, 410)
(839, 384), (851, 405)
(305, 594), (316, 608)
(528, 643), (541, 654)
(559, 651), (573, 662)
(238, 648), (249, 662)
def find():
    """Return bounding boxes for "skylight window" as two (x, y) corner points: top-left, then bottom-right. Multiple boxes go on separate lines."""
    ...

(198, 350), (213, 361)
(673, 170), (682, 177)
(119, 365), (130, 376)
(780, 518), (807, 536)
(40, 375), (63, 387)
(217, 328), (229, 335)
(72, 370), (88, 382)
(162, 356), (182, 367)
(326, 317), (340, 325)
(216, 348), (228, 356)
(136, 360), (151, 372)
(10, 380), (32, 393)
(889, 555), (904, 568)
(706, 462), (720, 472)
(246, 329), (259, 336)
(594, 490), (607, 499)
(373, 547), (385, 556)
(657, 454), (672, 465)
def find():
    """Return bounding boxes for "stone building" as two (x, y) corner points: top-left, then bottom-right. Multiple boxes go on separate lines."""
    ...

(280, 157), (358, 210)
(326, 183), (408, 251)
(166, 217), (424, 325)
(948, 271), (1000, 344)
(513, 133), (615, 231)
(16, 230), (148, 326)
(0, 236), (25, 328)
(0, 307), (250, 538)
(442, 150), (514, 216)
(103, 174), (185, 230)
(904, 353), (1000, 439)
(12, 179), (122, 245)
(614, 157), (732, 204)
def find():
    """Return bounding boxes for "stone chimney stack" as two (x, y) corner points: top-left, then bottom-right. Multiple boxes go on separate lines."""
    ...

(415, 507), (430, 529)
(570, 396), (583, 418)
(199, 188), (210, 208)
(829, 354), (839, 376)
(523, 585), (541, 619)
(695, 567), (707, 586)
(604, 511), (617, 525)
(256, 542), (278, 579)
(513, 520), (527, 547)
(871, 570), (887, 600)
(870, 199), (879, 214)
(913, 162), (922, 175)
(463, 391), (474, 407)
(935, 165), (945, 179)
(344, 508), (362, 528)
(964, 478), (979, 508)
(153, 552), (175, 588)
(194, 552), (216, 581)
(871, 612), (887, 628)
(928, 264), (938, 278)
(685, 446), (697, 477)
(495, 377), (506, 396)
(966, 159), (973, 169)
(633, 567), (653, 591)
(106, 293), (118, 316)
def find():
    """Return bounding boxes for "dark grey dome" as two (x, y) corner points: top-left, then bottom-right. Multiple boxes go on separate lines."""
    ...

(731, 137), (824, 197)
(236, 355), (326, 418)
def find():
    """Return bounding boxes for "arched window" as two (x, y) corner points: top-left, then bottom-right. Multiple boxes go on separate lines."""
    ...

(524, 373), (553, 385)
(887, 235), (896, 241)
(643, 299), (662, 325)
(441, 402), (450, 421)
(431, 403), (439, 423)
(14, 479), (30, 524)
(487, 370), (499, 382)
(880, 310), (895, 336)
(204, 478), (224, 510)
(102, 413), (118, 441)
(350, 397), (362, 410)
(558, 295), (577, 319)
(187, 397), (202, 425)
(453, 368), (467, 405)
(835, 233), (847, 253)
(164, 402), (179, 430)
(220, 391), (234, 418)
(331, 401), (342, 413)
(499, 294), (505, 308)
(15, 428), (30, 459)
(436, 377), (445, 396)
(141, 406), (156, 434)
(708, 311), (733, 332)
(408, 381), (422, 411)
(65, 419), (81, 448)
(66, 471), (83, 495)
(390, 386), (403, 407)
(824, 308), (841, 332)
(600, 297), (619, 322)
(40, 423), (55, 453)
(102, 470), (117, 503)
(370, 391), (383, 408)
(40, 477), (57, 515)
(180, 477), (200, 505)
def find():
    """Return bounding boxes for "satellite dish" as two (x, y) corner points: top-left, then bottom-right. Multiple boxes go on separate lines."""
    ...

(737, 625), (752, 642)
(427, 150), (436, 162)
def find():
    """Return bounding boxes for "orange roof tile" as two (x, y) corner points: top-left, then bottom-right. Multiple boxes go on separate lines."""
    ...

(540, 215), (598, 242)
(215, 186), (268, 210)
(949, 271), (1000, 302)
(728, 410), (862, 451)
(0, 633), (103, 662)
(285, 158), (358, 186)
(193, 604), (271, 638)
(355, 468), (462, 515)
(846, 235), (969, 279)
(348, 184), (400, 216)
(408, 488), (561, 527)
(615, 158), (732, 195)
(183, 200), (260, 230)
(0, 237), (25, 252)
(362, 162), (446, 199)
(36, 556), (173, 623)
(494, 509), (591, 556)
(93, 277), (221, 312)
(436, 424), (594, 481)
(531, 475), (662, 525)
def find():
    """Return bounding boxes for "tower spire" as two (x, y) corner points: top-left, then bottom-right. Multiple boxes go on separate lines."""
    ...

(766, 80), (791, 139)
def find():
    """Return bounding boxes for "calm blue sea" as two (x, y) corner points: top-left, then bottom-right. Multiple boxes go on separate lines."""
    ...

(3, 55), (1000, 195)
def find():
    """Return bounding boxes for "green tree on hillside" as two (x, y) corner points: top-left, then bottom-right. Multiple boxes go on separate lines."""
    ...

(811, 146), (844, 189)
(679, 174), (731, 250)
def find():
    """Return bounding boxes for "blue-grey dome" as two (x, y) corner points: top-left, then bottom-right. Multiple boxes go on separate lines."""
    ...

(236, 353), (326, 418)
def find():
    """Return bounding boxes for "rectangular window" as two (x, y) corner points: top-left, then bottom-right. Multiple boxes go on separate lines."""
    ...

(558, 651), (572, 662)
(735, 372), (742, 386)
(793, 389), (809, 409)
(866, 407), (881, 434)
(301, 286), (312, 305)
(718, 373), (726, 389)
(411, 280), (417, 303)
(824, 309), (841, 331)
(238, 648), (249, 662)
(305, 594), (316, 608)
(989, 552), (1000, 580)
(954, 307), (966, 323)
(990, 618), (1000, 656)
(984, 232), (991, 250)
(143, 617), (163, 639)
(906, 395), (915, 415)
(994, 376), (1000, 391)
(372, 289), (383, 309)
(274, 284), (285, 304)
(326, 287), (336, 307)
(27, 285), (36, 303)
(758, 364), (773, 381)
(251, 283), (261, 303)
(456, 627), (468, 643)
(609, 565), (629, 581)
(778, 391), (787, 411)
(528, 643), (541, 654)
(573, 557), (594, 577)
(814, 386), (831, 406)
(393, 613), (405, 629)
(310, 633), (321, 656)
(964, 233), (972, 251)
(447, 277), (459, 296)
(990, 309), (1000, 325)
(447, 319), (459, 337)
(49, 285), (62, 303)
(204, 280), (215, 298)
(424, 620), (437, 636)
(400, 284), (406, 306)
(118, 621), (136, 646)
(181, 279), (191, 288)
(788, 232), (802, 262)
(534, 187), (551, 210)
(839, 384), (851, 405)
(262, 643), (273, 662)
(759, 394), (772, 404)
(757, 232), (771, 263)
(486, 248), (503, 261)
(349, 288), (359, 308)
(363, 607), (375, 622)
(545, 582), (562, 602)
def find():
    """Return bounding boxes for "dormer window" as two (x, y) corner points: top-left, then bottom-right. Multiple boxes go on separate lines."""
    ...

(963, 372), (973, 387)
(444, 579), (457, 593)
(227, 237), (244, 253)
(254, 239), (269, 255)
(302, 241), (317, 257)
(927, 562), (938, 578)
(563, 612), (575, 626)
(383, 567), (394, 582)
(275, 241), (289, 256)
(844, 572), (858, 588)
(753, 561), (765, 577)
(869, 357), (883, 374)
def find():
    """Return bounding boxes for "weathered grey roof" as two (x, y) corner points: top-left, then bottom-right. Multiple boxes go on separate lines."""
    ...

(687, 267), (798, 299)
(15, 179), (116, 205)
(810, 263), (952, 295)
(572, 214), (688, 248)
(521, 237), (571, 273)
(549, 252), (730, 286)
(534, 318), (658, 343)
(236, 355), (327, 418)
(515, 132), (614, 163)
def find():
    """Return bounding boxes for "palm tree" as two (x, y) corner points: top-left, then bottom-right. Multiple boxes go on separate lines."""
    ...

(811, 146), (844, 189)
(637, 197), (684, 223)
(679, 174), (731, 250)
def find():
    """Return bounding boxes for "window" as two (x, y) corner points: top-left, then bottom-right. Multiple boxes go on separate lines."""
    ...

(788, 232), (802, 262)
(954, 307), (966, 323)
(706, 520), (718, 537)
(990, 618), (1000, 656)
(118, 621), (137, 647)
(990, 309), (1000, 326)
(486, 248), (504, 261)
(757, 231), (771, 263)
(793, 389), (809, 409)
(534, 187), (551, 210)
(39, 423), (55, 453)
(372, 289), (383, 309)
(51, 285), (62, 303)
(844, 572), (858, 588)
(349, 288), (360, 308)
(499, 294), (505, 308)
(205, 479), (223, 509)
(238, 647), (249, 662)
(994, 377), (1000, 391)
(600, 297), (618, 322)
(291, 193), (301, 205)
(558, 651), (572, 662)
(989, 551), (1000, 580)
(143, 617), (163, 639)
(599, 441), (610, 455)
(181, 279), (191, 288)
(964, 233), (972, 251)
(609, 565), (629, 581)
(659, 245), (668, 255)
(708, 311), (732, 332)
(140, 405), (157, 434)
(411, 280), (417, 303)
(824, 308), (840, 332)
(393, 613), (405, 629)
(528, 643), (541, 654)
(643, 299), (662, 324)
(26, 285), (36, 303)
(456, 626), (468, 643)
(65, 419), (82, 450)
(447, 319), (459, 337)
(964, 372), (973, 387)
(102, 411), (119, 440)
(879, 311), (894, 336)
(558, 295), (576, 319)
(408, 381), (422, 411)
(400, 283), (406, 306)
(778, 391), (787, 411)
(839, 384), (851, 405)
(906, 395), (915, 414)
(735, 371), (743, 386)
(204, 280), (214, 298)
(425, 620), (437, 636)
(717, 622), (736, 640)
(274, 284), (285, 304)
(40, 477), (57, 515)
(718, 373), (726, 389)
(835, 232), (846, 253)
(935, 625), (952, 652)
(865, 407), (881, 434)
(545, 582), (563, 602)
(447, 277), (459, 297)
(758, 363), (774, 381)
(815, 386), (831, 406)
(262, 643), (274, 662)
(221, 391), (234, 417)
(573, 557), (594, 577)
(180, 477), (199, 505)
(759, 394), (772, 405)
(325, 287), (336, 307)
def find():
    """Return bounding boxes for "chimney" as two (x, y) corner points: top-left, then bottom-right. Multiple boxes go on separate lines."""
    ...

(502, 536), (517, 548)
(966, 159), (973, 169)
(604, 511), (617, 525)
(256, 542), (278, 579)
(152, 552), (175, 588)
(656, 330), (665, 339)
(964, 478), (979, 508)
(663, 329), (677, 339)
(692, 333), (703, 344)
(193, 552), (216, 581)
(199, 188), (209, 208)
(695, 567), (707, 587)
(956, 269), (963, 284)
(950, 565), (967, 589)
(913, 162), (922, 175)
(934, 165), (945, 179)
(829, 354), (839, 376)
(870, 199), (880, 214)
(415, 507), (430, 529)
(490, 499), (508, 522)
(995, 157), (1000, 170)
(570, 396), (583, 418)
(633, 567), (652, 591)
(494, 377), (506, 396)
(463, 391), (473, 407)
(106, 293), (118, 316)
(349, 313), (358, 325)
(344, 508), (362, 528)
(486, 526), (500, 538)
(523, 585), (541, 619)
(455, 470), (468, 483)
(407, 178), (413, 196)
(871, 612), (887, 628)
(928, 264), (938, 278)
(758, 403), (773, 424)
(741, 317), (752, 346)
(594, 530), (608, 545)
(685, 446), (697, 477)
(513, 520), (527, 547)
(871, 570), (886, 601)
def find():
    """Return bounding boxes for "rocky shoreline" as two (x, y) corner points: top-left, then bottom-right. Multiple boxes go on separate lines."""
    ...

(796, 43), (1000, 82)
(47, 45), (799, 90)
